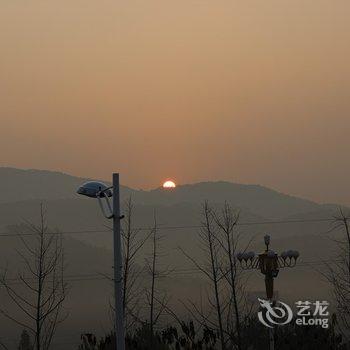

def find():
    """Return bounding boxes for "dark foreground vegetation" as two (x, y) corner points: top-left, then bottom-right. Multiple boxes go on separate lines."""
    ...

(14, 317), (344, 350)
(88, 319), (344, 350)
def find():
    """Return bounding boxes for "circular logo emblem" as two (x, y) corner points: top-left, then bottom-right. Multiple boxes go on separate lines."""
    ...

(258, 298), (293, 328)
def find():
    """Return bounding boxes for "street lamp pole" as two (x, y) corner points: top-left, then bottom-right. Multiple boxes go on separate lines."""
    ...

(237, 235), (299, 350)
(112, 174), (125, 350)
(76, 174), (125, 350)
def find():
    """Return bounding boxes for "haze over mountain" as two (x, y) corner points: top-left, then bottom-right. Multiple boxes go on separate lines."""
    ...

(0, 167), (342, 254)
(0, 167), (135, 203)
(0, 167), (340, 220)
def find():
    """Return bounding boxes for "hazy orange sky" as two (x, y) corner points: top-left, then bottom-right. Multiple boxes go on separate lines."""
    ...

(1, 1), (350, 205)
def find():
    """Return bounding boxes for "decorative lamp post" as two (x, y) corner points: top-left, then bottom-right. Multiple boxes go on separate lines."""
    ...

(236, 235), (300, 350)
(236, 234), (299, 300)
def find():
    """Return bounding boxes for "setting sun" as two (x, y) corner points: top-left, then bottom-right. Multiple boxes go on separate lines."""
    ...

(162, 180), (176, 189)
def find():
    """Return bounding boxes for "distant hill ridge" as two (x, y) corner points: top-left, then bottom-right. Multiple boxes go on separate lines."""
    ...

(0, 167), (338, 219)
(0, 167), (134, 203)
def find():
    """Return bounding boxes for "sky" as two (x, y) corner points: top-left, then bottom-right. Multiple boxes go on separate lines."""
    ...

(1, 1), (350, 205)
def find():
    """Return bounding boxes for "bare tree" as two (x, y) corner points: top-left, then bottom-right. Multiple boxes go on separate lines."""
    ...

(214, 202), (243, 350)
(324, 208), (350, 336)
(0, 205), (68, 350)
(121, 197), (150, 329)
(145, 211), (169, 343)
(180, 202), (226, 350)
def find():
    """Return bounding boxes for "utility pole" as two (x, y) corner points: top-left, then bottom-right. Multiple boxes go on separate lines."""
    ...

(113, 173), (125, 350)
(77, 174), (125, 350)
(237, 235), (299, 350)
(261, 236), (275, 350)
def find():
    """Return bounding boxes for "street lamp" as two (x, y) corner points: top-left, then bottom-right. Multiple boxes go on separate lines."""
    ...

(77, 174), (125, 350)
(236, 235), (299, 350)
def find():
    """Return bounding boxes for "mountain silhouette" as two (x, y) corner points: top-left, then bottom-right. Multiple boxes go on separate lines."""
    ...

(0, 167), (336, 219)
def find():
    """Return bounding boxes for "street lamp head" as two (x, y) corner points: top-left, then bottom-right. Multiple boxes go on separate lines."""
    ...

(286, 250), (294, 258)
(267, 250), (276, 258)
(247, 251), (256, 260)
(237, 251), (257, 268)
(293, 250), (300, 259)
(290, 250), (299, 259)
(264, 234), (270, 249)
(77, 181), (114, 219)
(77, 181), (112, 198)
